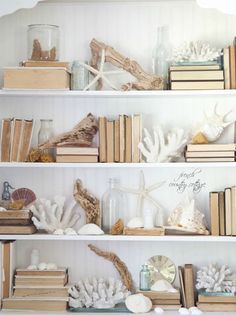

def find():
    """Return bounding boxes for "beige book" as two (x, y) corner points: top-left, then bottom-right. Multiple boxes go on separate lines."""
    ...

(187, 144), (236, 152)
(171, 81), (224, 90)
(123, 227), (165, 236)
(3, 67), (70, 90)
(219, 191), (225, 236)
(0, 210), (32, 220)
(10, 119), (23, 162)
(170, 70), (223, 81)
(184, 264), (195, 309)
(225, 188), (232, 236)
(210, 192), (220, 236)
(56, 146), (98, 155)
(1, 118), (12, 162)
(114, 119), (120, 162)
(137, 291), (180, 300)
(18, 119), (34, 162)
(185, 151), (235, 158)
(106, 120), (114, 162)
(229, 45), (236, 89)
(0, 219), (32, 226)
(186, 157), (235, 162)
(13, 287), (68, 298)
(16, 268), (66, 276)
(223, 47), (230, 89)
(170, 65), (221, 71)
(198, 295), (236, 303)
(56, 155), (98, 163)
(15, 275), (67, 287)
(119, 115), (125, 162)
(2, 298), (67, 311)
(98, 117), (107, 162)
(178, 266), (186, 308)
(125, 116), (132, 162)
(152, 299), (180, 305)
(0, 225), (36, 235)
(2, 242), (11, 298)
(132, 114), (141, 162)
(22, 60), (70, 70)
(231, 186), (236, 235)
(197, 302), (236, 312)
(152, 304), (181, 310)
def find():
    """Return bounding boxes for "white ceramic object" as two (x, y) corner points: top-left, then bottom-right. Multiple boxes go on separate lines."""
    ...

(179, 307), (190, 314)
(154, 307), (164, 314)
(78, 223), (104, 235)
(151, 279), (177, 292)
(127, 217), (144, 228)
(189, 306), (203, 315)
(125, 294), (152, 313)
(38, 262), (47, 271)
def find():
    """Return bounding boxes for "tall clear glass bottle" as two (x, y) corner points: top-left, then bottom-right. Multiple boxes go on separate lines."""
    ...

(38, 119), (54, 156)
(139, 264), (151, 291)
(102, 178), (124, 234)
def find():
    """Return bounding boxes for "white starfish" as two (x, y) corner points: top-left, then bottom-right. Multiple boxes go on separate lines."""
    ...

(120, 171), (165, 217)
(79, 49), (124, 91)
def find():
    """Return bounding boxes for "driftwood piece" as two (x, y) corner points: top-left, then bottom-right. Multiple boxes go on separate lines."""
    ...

(39, 113), (98, 150)
(31, 39), (57, 61)
(88, 244), (133, 291)
(73, 179), (101, 226)
(90, 38), (164, 91)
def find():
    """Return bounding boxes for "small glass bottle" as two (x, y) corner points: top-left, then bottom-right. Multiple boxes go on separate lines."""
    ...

(71, 61), (89, 90)
(38, 119), (54, 156)
(30, 249), (40, 266)
(143, 209), (154, 229)
(139, 264), (151, 291)
(102, 178), (124, 234)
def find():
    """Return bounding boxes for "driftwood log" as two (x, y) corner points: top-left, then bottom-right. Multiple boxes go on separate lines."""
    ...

(88, 244), (133, 291)
(90, 38), (164, 91)
(73, 179), (101, 226)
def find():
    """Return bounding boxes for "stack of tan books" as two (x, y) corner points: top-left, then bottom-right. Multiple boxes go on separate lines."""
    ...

(138, 290), (181, 310)
(56, 146), (98, 163)
(99, 114), (142, 163)
(1, 118), (34, 162)
(185, 144), (235, 163)
(2, 268), (69, 311)
(197, 294), (236, 312)
(169, 64), (224, 90)
(0, 210), (36, 234)
(210, 185), (236, 236)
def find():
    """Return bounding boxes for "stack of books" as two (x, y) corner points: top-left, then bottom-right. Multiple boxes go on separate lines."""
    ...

(1, 118), (34, 162)
(185, 144), (236, 163)
(56, 146), (99, 163)
(2, 268), (68, 311)
(197, 294), (236, 312)
(138, 290), (181, 310)
(169, 64), (224, 90)
(0, 210), (36, 234)
(99, 114), (142, 163)
(210, 185), (236, 236)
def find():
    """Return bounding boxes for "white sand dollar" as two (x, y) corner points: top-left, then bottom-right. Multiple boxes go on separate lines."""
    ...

(127, 217), (144, 228)
(78, 223), (104, 235)
(125, 294), (152, 313)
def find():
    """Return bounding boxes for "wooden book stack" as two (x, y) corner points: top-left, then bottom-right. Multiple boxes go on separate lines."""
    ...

(210, 185), (236, 236)
(99, 114), (142, 163)
(197, 294), (236, 312)
(185, 144), (236, 163)
(2, 268), (68, 311)
(169, 64), (224, 90)
(0, 210), (36, 234)
(56, 146), (99, 163)
(138, 290), (181, 310)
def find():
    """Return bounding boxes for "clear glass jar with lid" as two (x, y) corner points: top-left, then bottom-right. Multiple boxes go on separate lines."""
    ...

(28, 24), (59, 61)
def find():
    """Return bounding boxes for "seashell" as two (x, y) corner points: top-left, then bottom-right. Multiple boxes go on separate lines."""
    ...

(151, 279), (176, 292)
(111, 218), (124, 235)
(53, 228), (64, 235)
(64, 227), (77, 235)
(11, 188), (36, 207)
(0, 207), (7, 212)
(179, 307), (190, 314)
(27, 264), (37, 270)
(46, 263), (57, 270)
(78, 223), (104, 235)
(127, 217), (144, 228)
(38, 262), (47, 270)
(189, 307), (203, 315)
(154, 307), (164, 314)
(125, 294), (152, 313)
(8, 199), (25, 210)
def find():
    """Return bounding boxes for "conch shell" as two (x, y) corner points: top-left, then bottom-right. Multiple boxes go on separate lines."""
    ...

(192, 104), (234, 144)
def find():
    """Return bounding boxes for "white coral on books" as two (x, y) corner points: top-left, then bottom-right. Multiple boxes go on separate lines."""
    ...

(30, 196), (80, 234)
(68, 277), (130, 309)
(196, 264), (236, 293)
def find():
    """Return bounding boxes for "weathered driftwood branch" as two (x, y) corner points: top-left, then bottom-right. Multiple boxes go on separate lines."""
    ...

(89, 38), (164, 91)
(73, 179), (101, 226)
(39, 113), (98, 150)
(88, 244), (133, 291)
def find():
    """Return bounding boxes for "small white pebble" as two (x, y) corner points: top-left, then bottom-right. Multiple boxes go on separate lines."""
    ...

(154, 307), (164, 313)
(179, 307), (190, 314)
(189, 307), (203, 315)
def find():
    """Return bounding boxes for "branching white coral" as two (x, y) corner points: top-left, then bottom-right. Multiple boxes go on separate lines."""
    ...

(196, 264), (236, 293)
(68, 277), (130, 309)
(30, 196), (80, 234)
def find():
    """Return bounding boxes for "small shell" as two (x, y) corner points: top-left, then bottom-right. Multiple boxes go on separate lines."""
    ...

(27, 264), (37, 270)
(64, 228), (77, 235)
(154, 307), (164, 314)
(53, 229), (64, 235)
(179, 307), (190, 315)
(78, 223), (104, 235)
(111, 218), (124, 235)
(38, 262), (47, 270)
(127, 217), (144, 228)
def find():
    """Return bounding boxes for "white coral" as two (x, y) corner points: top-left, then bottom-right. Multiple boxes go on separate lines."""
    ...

(196, 264), (236, 293)
(68, 277), (130, 309)
(30, 196), (80, 234)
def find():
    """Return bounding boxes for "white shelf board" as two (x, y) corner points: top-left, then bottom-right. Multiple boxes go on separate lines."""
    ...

(0, 234), (235, 241)
(1, 89), (236, 97)
(0, 312), (235, 315)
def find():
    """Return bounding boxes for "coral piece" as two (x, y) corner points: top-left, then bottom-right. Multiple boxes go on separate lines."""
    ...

(125, 294), (152, 313)
(12, 188), (36, 207)
(191, 104), (235, 144)
(88, 244), (133, 291)
(167, 196), (209, 235)
(151, 279), (178, 292)
(138, 126), (187, 163)
(196, 264), (236, 293)
(74, 179), (101, 226)
(172, 41), (222, 63)
(78, 224), (104, 235)
(127, 217), (144, 228)
(111, 219), (124, 235)
(38, 113), (98, 150)
(89, 38), (164, 91)
(68, 277), (130, 309)
(30, 196), (80, 234)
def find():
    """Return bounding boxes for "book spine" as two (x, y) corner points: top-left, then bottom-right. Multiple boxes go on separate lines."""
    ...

(184, 264), (195, 309)
(210, 192), (220, 236)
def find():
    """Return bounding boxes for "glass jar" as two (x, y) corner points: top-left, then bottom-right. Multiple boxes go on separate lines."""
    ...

(139, 264), (151, 291)
(102, 178), (125, 234)
(71, 61), (89, 90)
(28, 24), (59, 61)
(38, 119), (54, 156)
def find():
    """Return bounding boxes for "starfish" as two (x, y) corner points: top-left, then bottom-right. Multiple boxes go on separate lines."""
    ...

(120, 171), (165, 217)
(79, 49), (124, 91)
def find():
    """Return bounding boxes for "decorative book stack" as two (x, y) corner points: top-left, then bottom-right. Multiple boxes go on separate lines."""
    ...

(56, 146), (99, 163)
(0, 210), (36, 234)
(169, 64), (224, 90)
(2, 268), (68, 311)
(185, 144), (235, 162)
(197, 294), (236, 312)
(99, 114), (142, 163)
(210, 186), (236, 236)
(138, 290), (181, 310)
